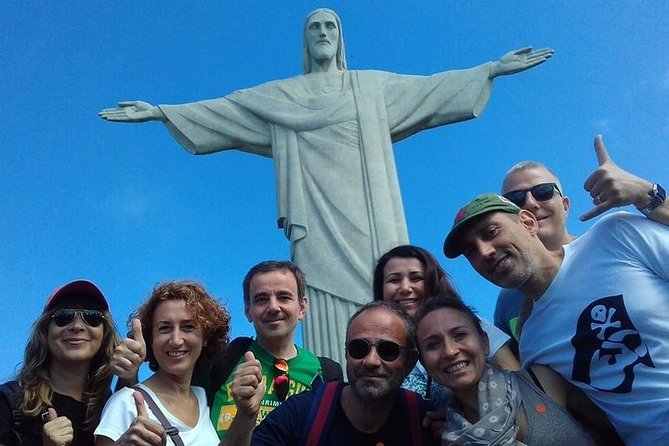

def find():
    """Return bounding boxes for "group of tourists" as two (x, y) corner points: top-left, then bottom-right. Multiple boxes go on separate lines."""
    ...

(2, 132), (667, 446)
(3, 6), (668, 446)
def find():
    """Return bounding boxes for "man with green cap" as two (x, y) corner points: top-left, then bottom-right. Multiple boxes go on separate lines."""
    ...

(443, 193), (669, 445)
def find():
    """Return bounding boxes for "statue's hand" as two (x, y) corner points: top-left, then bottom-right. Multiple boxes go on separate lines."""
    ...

(99, 100), (163, 122)
(491, 47), (554, 77)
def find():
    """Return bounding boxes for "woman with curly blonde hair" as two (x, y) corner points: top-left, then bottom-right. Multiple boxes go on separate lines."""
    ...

(0, 280), (120, 446)
(95, 280), (230, 445)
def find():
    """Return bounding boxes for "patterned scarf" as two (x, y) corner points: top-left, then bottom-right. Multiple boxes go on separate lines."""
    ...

(442, 366), (523, 446)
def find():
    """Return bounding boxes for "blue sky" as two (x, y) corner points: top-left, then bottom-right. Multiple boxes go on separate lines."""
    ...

(1, 1), (667, 380)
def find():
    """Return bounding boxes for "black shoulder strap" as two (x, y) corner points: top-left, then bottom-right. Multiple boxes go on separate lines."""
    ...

(525, 367), (546, 392)
(207, 336), (253, 406)
(0, 380), (42, 445)
(0, 380), (22, 413)
(317, 356), (343, 382)
(133, 386), (184, 446)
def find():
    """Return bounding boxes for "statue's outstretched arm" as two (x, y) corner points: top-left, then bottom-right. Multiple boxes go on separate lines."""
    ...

(98, 100), (166, 123)
(490, 47), (554, 78)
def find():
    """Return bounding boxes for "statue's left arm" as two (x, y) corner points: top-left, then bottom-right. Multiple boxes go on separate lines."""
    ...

(380, 64), (494, 142)
(381, 47), (552, 142)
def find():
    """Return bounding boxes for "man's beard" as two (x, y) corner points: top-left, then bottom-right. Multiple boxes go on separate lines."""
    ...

(350, 368), (403, 401)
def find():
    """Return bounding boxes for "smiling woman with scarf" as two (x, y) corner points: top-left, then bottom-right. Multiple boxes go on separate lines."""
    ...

(414, 295), (622, 446)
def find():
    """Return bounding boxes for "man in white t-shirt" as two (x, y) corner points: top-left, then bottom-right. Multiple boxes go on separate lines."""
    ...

(442, 189), (669, 445)
(494, 135), (669, 354)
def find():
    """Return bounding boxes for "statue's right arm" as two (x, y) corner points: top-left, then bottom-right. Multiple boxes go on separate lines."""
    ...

(99, 101), (166, 123)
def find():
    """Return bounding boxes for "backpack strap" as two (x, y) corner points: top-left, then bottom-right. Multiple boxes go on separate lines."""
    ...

(303, 381), (342, 446)
(401, 389), (424, 446)
(317, 356), (343, 382)
(206, 336), (253, 406)
(0, 381), (45, 445)
(0, 381), (22, 444)
(133, 386), (185, 446)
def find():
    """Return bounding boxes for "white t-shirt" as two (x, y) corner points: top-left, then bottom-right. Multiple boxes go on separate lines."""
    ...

(95, 384), (219, 445)
(520, 212), (669, 445)
(480, 317), (510, 356)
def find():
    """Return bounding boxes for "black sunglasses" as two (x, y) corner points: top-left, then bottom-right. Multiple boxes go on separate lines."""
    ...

(273, 358), (290, 402)
(503, 182), (562, 207)
(346, 338), (412, 362)
(51, 309), (105, 328)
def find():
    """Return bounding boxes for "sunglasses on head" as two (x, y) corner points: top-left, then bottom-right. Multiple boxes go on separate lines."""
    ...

(51, 309), (105, 328)
(346, 338), (412, 362)
(502, 182), (562, 207)
(273, 358), (290, 402)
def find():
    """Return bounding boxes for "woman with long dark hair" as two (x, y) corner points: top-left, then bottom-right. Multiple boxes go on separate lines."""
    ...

(0, 280), (120, 445)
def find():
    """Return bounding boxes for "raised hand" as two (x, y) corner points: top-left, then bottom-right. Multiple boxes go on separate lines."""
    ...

(580, 135), (653, 221)
(491, 47), (554, 77)
(112, 318), (146, 381)
(111, 391), (166, 446)
(218, 352), (267, 446)
(98, 101), (164, 123)
(42, 408), (74, 446)
(230, 351), (266, 419)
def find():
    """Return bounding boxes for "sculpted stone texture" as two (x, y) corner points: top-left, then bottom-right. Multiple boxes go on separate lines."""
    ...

(99, 8), (553, 366)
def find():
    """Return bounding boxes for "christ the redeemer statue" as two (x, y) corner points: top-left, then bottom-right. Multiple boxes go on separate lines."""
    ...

(100, 8), (553, 366)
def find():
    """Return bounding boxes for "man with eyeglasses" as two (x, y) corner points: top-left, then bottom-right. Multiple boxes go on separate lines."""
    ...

(442, 187), (669, 445)
(245, 301), (436, 445)
(494, 135), (669, 354)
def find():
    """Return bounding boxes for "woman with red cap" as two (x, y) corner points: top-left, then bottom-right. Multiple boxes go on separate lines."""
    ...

(0, 280), (120, 446)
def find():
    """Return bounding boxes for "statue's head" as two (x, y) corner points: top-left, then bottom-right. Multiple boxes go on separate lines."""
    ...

(303, 8), (347, 74)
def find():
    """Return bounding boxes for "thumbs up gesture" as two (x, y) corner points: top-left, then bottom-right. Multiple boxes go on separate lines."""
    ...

(112, 391), (166, 446)
(230, 351), (266, 419)
(42, 408), (74, 446)
(111, 318), (147, 380)
(580, 135), (653, 221)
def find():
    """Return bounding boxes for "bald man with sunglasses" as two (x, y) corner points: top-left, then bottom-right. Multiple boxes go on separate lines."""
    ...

(494, 135), (669, 353)
(238, 301), (436, 446)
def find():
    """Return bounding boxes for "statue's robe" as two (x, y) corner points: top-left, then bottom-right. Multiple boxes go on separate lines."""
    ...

(159, 65), (493, 365)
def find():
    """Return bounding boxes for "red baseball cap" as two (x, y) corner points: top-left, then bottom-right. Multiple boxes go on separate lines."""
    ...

(44, 280), (109, 311)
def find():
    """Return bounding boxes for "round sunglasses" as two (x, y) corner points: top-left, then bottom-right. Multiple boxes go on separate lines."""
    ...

(346, 338), (413, 362)
(502, 182), (562, 207)
(51, 309), (105, 327)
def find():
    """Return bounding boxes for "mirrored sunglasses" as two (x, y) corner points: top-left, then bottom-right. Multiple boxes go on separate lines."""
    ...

(51, 309), (105, 327)
(273, 358), (290, 402)
(346, 338), (411, 362)
(503, 182), (561, 207)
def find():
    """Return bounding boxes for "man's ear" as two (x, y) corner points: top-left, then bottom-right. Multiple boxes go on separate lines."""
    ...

(519, 209), (539, 235)
(244, 304), (252, 323)
(298, 297), (308, 321)
(562, 196), (571, 214)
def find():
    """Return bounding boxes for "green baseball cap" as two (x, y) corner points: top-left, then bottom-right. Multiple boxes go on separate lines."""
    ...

(443, 194), (520, 258)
